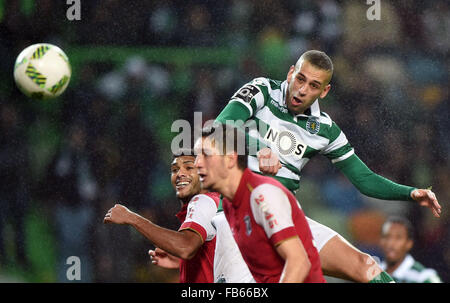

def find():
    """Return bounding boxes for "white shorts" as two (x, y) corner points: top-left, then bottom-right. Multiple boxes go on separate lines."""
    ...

(306, 217), (338, 252)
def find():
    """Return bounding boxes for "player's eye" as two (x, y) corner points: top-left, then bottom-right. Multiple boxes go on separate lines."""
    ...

(171, 168), (179, 174)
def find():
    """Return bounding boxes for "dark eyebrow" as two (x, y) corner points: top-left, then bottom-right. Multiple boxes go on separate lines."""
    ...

(297, 72), (322, 86)
(183, 160), (195, 165)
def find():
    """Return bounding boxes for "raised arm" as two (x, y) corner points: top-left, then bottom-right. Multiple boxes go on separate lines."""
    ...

(334, 154), (441, 217)
(104, 204), (203, 260)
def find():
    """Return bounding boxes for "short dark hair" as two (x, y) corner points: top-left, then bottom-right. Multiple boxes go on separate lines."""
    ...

(301, 50), (334, 74)
(172, 148), (195, 160)
(201, 123), (248, 170)
(382, 216), (414, 240)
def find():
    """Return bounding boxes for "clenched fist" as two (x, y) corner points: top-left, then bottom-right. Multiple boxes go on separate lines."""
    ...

(104, 204), (135, 225)
(257, 147), (282, 176)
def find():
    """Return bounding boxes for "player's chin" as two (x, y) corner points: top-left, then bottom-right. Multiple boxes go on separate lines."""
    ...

(199, 178), (212, 191)
(176, 186), (193, 199)
(385, 252), (399, 262)
(287, 103), (304, 115)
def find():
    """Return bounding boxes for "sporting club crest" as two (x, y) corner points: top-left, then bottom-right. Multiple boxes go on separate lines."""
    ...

(306, 116), (320, 134)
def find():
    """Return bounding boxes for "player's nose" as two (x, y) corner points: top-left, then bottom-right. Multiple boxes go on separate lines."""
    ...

(298, 84), (307, 95)
(177, 167), (189, 178)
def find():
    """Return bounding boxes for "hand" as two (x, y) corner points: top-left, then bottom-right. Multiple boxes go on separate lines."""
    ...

(257, 147), (282, 176)
(103, 204), (134, 225)
(411, 188), (442, 218)
(149, 247), (180, 269)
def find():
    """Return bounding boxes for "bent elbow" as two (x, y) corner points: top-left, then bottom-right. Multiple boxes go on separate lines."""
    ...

(298, 258), (312, 283)
(178, 246), (200, 260)
(304, 258), (311, 274)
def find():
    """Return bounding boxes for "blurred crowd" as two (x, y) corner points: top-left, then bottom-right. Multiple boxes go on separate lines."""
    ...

(0, 0), (448, 282)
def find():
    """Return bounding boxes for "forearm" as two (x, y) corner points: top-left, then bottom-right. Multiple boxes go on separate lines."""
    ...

(279, 257), (310, 283)
(335, 154), (416, 201)
(129, 213), (198, 260)
(276, 237), (310, 283)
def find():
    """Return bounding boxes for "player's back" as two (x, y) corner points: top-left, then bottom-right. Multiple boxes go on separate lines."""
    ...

(249, 171), (324, 283)
(223, 168), (324, 283)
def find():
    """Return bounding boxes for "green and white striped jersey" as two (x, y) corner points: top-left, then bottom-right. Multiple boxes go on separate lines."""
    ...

(217, 77), (354, 193)
(380, 254), (442, 283)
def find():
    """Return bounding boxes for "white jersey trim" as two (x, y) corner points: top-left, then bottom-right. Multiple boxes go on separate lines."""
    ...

(330, 149), (355, 163)
(182, 194), (218, 241)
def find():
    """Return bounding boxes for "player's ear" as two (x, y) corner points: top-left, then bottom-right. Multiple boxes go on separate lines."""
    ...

(226, 152), (239, 169)
(320, 84), (331, 99)
(406, 239), (413, 251)
(287, 65), (295, 83)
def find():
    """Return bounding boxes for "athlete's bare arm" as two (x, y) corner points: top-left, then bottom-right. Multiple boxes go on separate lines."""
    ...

(149, 247), (180, 269)
(276, 236), (311, 283)
(104, 204), (203, 260)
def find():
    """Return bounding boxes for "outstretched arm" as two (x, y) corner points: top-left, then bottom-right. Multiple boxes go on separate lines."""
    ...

(149, 247), (180, 269)
(334, 154), (442, 217)
(104, 204), (203, 260)
(410, 187), (441, 218)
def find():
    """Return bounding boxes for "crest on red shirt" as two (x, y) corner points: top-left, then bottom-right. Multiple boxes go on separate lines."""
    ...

(244, 215), (252, 236)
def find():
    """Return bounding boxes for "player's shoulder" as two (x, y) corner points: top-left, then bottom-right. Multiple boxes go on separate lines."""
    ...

(248, 77), (283, 91)
(190, 193), (220, 207)
(316, 111), (344, 140)
(318, 111), (333, 127)
(405, 258), (441, 282)
(252, 182), (286, 196)
(247, 171), (286, 190)
(410, 260), (426, 272)
(204, 192), (221, 205)
(250, 182), (291, 206)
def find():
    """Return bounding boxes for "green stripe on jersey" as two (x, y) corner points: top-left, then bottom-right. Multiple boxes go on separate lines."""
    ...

(217, 77), (352, 193)
(252, 171), (300, 193)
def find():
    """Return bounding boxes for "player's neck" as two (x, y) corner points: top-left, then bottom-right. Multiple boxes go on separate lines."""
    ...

(386, 255), (407, 274)
(220, 168), (244, 202)
(179, 190), (205, 205)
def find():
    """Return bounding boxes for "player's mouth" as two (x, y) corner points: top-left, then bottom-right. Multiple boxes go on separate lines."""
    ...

(176, 179), (192, 190)
(384, 249), (398, 260)
(198, 172), (207, 183)
(291, 96), (303, 106)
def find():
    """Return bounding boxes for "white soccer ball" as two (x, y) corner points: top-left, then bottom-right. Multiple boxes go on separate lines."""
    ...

(13, 43), (71, 100)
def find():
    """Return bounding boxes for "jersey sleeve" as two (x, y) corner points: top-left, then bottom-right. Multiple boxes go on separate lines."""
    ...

(334, 153), (416, 201)
(321, 121), (415, 201)
(179, 194), (218, 242)
(249, 184), (298, 246)
(320, 121), (355, 163)
(216, 77), (270, 123)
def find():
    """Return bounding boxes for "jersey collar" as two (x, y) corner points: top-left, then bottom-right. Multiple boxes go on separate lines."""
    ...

(230, 168), (253, 208)
(175, 202), (189, 223)
(390, 254), (415, 279)
(281, 80), (321, 118)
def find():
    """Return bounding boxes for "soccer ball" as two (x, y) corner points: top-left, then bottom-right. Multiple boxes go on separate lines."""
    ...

(13, 43), (71, 100)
